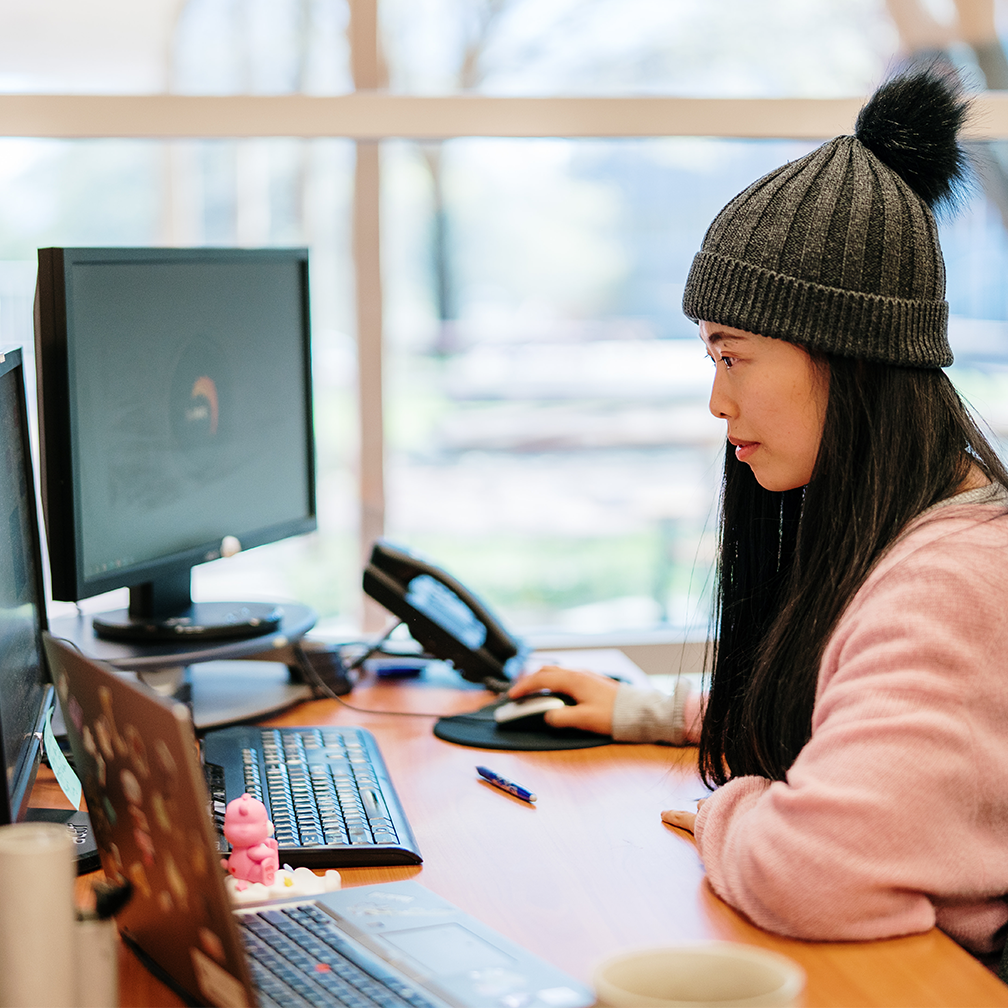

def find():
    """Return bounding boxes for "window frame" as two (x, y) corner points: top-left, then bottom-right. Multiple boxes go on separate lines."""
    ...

(3, 0), (1006, 629)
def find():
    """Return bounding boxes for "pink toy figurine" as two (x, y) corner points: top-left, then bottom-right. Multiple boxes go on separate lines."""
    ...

(221, 794), (279, 890)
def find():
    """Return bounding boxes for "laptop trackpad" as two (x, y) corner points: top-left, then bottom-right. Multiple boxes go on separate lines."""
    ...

(383, 922), (515, 974)
(319, 881), (593, 1007)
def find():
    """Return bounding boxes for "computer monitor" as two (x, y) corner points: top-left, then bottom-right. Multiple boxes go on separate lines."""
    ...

(0, 345), (98, 869)
(33, 247), (317, 643)
(0, 346), (50, 824)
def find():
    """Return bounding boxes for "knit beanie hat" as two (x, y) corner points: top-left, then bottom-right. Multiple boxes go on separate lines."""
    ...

(681, 67), (971, 367)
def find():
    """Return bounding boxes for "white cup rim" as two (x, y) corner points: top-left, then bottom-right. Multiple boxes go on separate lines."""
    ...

(592, 940), (806, 1008)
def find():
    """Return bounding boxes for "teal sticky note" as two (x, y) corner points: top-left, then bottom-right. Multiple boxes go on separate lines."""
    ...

(43, 706), (83, 811)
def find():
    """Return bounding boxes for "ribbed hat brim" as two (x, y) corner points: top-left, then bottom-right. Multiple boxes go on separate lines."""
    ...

(683, 251), (952, 367)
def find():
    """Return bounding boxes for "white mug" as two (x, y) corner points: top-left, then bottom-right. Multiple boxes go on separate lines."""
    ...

(0, 822), (77, 1008)
(593, 941), (805, 1008)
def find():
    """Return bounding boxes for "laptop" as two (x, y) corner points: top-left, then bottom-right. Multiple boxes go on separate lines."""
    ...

(43, 632), (595, 1008)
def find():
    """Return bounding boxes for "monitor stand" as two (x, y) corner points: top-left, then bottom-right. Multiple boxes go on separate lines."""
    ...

(91, 572), (284, 644)
(136, 661), (315, 731)
(48, 602), (318, 730)
(92, 601), (284, 643)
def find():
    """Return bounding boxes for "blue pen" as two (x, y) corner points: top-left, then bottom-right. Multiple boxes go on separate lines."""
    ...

(476, 765), (537, 803)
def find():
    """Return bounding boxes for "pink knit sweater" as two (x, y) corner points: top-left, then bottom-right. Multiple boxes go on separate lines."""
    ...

(615, 488), (1008, 956)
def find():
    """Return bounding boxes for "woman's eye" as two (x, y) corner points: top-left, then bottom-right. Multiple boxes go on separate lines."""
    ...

(705, 351), (735, 370)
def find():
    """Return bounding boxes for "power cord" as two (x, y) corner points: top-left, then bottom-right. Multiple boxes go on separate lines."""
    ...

(290, 638), (496, 719)
(342, 619), (406, 672)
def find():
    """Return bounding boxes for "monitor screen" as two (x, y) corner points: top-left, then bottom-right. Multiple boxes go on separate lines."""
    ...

(34, 247), (317, 641)
(0, 346), (52, 825)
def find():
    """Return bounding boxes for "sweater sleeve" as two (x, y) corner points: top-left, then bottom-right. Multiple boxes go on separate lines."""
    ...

(612, 679), (703, 745)
(693, 514), (1008, 946)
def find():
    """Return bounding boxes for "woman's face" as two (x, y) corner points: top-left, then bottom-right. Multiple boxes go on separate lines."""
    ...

(700, 321), (828, 492)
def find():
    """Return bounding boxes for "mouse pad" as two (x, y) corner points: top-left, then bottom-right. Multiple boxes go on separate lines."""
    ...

(434, 698), (612, 751)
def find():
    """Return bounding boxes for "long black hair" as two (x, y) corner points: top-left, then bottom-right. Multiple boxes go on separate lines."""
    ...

(698, 358), (1008, 787)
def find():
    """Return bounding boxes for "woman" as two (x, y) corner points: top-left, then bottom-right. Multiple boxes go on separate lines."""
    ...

(510, 66), (1008, 963)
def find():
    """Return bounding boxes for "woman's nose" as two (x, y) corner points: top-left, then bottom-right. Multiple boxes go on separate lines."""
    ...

(709, 368), (735, 420)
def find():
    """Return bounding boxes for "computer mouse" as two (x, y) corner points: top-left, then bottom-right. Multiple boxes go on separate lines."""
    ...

(493, 691), (576, 724)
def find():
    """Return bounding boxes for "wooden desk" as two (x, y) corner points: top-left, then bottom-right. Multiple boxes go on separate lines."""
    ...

(46, 671), (1008, 1008)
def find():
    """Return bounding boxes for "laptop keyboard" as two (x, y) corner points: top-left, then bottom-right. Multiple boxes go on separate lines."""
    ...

(240, 904), (442, 1008)
(202, 725), (422, 868)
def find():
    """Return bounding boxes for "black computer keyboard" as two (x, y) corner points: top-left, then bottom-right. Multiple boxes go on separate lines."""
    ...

(202, 725), (422, 868)
(240, 904), (442, 1008)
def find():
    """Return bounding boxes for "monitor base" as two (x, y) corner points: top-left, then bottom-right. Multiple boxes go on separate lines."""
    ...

(49, 604), (318, 728)
(93, 601), (283, 644)
(137, 660), (315, 731)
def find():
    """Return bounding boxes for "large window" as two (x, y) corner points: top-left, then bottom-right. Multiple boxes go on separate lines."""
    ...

(2, 0), (1008, 643)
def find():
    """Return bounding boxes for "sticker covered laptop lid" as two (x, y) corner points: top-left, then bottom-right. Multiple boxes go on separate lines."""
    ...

(43, 632), (255, 1008)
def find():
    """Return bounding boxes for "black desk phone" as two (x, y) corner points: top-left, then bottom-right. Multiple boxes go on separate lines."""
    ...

(362, 540), (527, 692)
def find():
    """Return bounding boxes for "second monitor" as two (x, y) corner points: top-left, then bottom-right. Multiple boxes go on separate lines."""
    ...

(34, 246), (317, 643)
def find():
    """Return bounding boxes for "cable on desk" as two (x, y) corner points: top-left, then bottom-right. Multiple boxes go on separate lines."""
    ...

(290, 641), (481, 719)
(342, 619), (406, 672)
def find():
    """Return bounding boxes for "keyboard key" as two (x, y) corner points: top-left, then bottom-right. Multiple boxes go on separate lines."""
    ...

(238, 909), (443, 1008)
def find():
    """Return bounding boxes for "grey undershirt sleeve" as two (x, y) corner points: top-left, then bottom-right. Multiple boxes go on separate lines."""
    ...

(611, 678), (693, 745)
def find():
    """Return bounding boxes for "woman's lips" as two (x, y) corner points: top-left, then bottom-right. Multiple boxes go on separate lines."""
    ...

(730, 438), (759, 462)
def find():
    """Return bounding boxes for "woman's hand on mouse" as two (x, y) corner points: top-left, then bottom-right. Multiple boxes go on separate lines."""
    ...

(507, 666), (619, 735)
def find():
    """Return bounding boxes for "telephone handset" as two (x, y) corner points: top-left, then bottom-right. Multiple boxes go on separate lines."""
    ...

(362, 540), (526, 692)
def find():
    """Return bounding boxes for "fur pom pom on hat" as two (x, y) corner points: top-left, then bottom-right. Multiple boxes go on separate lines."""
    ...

(681, 66), (971, 367)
